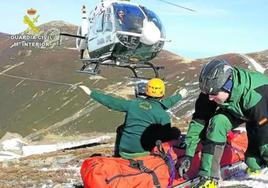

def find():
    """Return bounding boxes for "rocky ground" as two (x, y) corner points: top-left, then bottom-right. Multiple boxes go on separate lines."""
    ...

(0, 137), (115, 188)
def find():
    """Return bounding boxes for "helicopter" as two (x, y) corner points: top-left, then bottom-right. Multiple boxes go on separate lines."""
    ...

(60, 0), (195, 79)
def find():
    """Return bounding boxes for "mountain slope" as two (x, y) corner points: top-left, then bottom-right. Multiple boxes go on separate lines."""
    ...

(1, 21), (268, 141)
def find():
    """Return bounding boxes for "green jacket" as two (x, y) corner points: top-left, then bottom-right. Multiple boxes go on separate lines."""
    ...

(90, 90), (182, 153)
(186, 68), (268, 157)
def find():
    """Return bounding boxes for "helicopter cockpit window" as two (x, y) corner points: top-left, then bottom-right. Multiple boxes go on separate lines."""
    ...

(113, 3), (145, 33)
(140, 6), (166, 38)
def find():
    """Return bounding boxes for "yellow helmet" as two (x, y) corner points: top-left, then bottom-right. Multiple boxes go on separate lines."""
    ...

(146, 78), (165, 98)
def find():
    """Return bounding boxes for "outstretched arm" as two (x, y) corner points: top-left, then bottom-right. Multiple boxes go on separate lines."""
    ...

(160, 88), (188, 109)
(79, 85), (131, 112)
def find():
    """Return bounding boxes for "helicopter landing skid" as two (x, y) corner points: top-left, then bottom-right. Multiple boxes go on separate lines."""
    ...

(117, 62), (164, 79)
(77, 62), (101, 75)
(79, 58), (164, 79)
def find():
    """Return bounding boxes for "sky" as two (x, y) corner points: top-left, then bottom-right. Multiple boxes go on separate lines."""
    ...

(0, 0), (267, 59)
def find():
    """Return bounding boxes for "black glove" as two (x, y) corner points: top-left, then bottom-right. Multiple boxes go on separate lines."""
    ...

(177, 141), (187, 149)
(178, 156), (193, 178)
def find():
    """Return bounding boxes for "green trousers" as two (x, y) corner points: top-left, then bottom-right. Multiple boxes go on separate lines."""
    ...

(199, 113), (241, 178)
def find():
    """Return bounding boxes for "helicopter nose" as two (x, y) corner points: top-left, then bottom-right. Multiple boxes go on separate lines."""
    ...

(140, 20), (161, 45)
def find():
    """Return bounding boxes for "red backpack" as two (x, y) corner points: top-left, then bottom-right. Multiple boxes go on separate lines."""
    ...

(80, 130), (248, 188)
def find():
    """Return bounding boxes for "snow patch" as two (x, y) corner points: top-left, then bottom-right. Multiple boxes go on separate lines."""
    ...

(0, 135), (111, 161)
(23, 135), (111, 156)
(221, 167), (268, 187)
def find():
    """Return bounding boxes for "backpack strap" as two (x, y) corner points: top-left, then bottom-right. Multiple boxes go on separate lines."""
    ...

(129, 159), (161, 188)
(155, 140), (176, 187)
(155, 140), (173, 171)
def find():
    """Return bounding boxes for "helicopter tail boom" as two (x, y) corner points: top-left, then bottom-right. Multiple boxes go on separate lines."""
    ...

(59, 33), (86, 39)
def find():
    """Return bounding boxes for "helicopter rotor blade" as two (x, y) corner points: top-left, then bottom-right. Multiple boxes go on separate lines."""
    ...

(156, 0), (196, 12)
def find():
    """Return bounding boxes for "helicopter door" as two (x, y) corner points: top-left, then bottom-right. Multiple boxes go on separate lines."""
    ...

(103, 7), (113, 33)
(102, 8), (114, 52)
(88, 10), (114, 58)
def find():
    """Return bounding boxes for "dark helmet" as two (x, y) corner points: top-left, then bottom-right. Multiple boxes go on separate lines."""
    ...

(199, 58), (233, 95)
(134, 81), (148, 98)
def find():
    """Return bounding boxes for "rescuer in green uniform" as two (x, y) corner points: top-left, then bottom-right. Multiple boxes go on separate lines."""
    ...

(79, 78), (187, 159)
(178, 59), (268, 188)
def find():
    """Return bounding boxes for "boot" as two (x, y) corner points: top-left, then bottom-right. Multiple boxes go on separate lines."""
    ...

(194, 176), (218, 188)
(246, 167), (261, 176)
